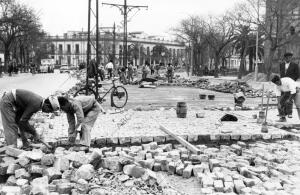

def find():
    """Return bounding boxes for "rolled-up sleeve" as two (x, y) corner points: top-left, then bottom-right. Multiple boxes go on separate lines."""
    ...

(73, 102), (84, 125)
(274, 85), (281, 97)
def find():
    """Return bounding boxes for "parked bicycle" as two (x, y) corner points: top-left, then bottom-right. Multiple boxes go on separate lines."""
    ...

(74, 77), (128, 108)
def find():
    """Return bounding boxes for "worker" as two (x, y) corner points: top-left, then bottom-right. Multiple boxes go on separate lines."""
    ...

(272, 75), (297, 122)
(57, 95), (105, 151)
(166, 63), (174, 83)
(105, 60), (114, 79)
(0, 89), (59, 149)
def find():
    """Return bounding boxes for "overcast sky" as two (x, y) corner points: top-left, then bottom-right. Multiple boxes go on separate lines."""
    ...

(20, 0), (242, 38)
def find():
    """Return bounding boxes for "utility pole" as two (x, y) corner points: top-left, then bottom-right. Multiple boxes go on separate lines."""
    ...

(255, 0), (260, 81)
(86, 0), (91, 94)
(112, 23), (116, 69)
(102, 0), (147, 67)
(95, 0), (99, 97)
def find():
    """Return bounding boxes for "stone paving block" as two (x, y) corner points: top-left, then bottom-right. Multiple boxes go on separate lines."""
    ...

(202, 176), (214, 188)
(106, 137), (119, 144)
(181, 153), (189, 161)
(182, 164), (194, 178)
(131, 137), (142, 144)
(214, 180), (224, 192)
(165, 135), (176, 141)
(167, 162), (177, 175)
(94, 137), (106, 145)
(198, 135), (210, 142)
(220, 134), (230, 141)
(153, 136), (166, 143)
(176, 163), (184, 176)
(252, 134), (263, 140)
(241, 134), (251, 141)
(262, 134), (272, 140)
(271, 133), (282, 140)
(200, 187), (214, 194)
(209, 159), (220, 171)
(187, 134), (198, 142)
(141, 136), (154, 143)
(231, 134), (241, 141)
(210, 134), (221, 141)
(243, 178), (256, 187)
(224, 181), (234, 193)
(118, 137), (131, 145)
(234, 179), (246, 194)
(153, 163), (161, 172)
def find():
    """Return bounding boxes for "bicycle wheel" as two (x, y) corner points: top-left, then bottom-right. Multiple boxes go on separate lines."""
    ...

(74, 87), (97, 98)
(111, 86), (128, 108)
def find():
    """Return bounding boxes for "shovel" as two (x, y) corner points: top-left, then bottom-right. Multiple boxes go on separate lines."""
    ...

(261, 91), (270, 133)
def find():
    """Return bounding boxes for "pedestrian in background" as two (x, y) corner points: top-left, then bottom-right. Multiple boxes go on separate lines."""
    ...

(167, 63), (174, 83)
(127, 62), (134, 83)
(155, 63), (160, 76)
(142, 62), (150, 79)
(105, 60), (114, 79)
(150, 63), (155, 75)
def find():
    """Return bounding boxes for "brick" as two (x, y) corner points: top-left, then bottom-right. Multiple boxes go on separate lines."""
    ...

(141, 136), (154, 143)
(230, 134), (240, 140)
(210, 134), (221, 141)
(6, 147), (24, 158)
(142, 144), (151, 151)
(215, 171), (225, 181)
(234, 180), (246, 194)
(241, 134), (251, 141)
(43, 167), (62, 182)
(252, 134), (263, 140)
(0, 186), (21, 194)
(165, 135), (176, 141)
(262, 134), (272, 140)
(209, 159), (220, 171)
(138, 159), (155, 170)
(28, 164), (45, 175)
(224, 181), (234, 193)
(149, 142), (158, 150)
(54, 157), (69, 172)
(175, 163), (184, 176)
(123, 164), (145, 178)
(202, 176), (214, 188)
(187, 134), (198, 142)
(161, 144), (172, 152)
(243, 178), (256, 187)
(41, 154), (55, 166)
(146, 153), (152, 159)
(168, 150), (181, 161)
(106, 137), (119, 144)
(75, 164), (95, 180)
(167, 161), (177, 174)
(131, 137), (141, 144)
(57, 182), (74, 194)
(192, 164), (203, 175)
(153, 162), (161, 172)
(224, 175), (233, 182)
(94, 137), (106, 145)
(220, 134), (230, 141)
(130, 146), (143, 153)
(161, 158), (171, 171)
(182, 164), (193, 178)
(118, 137), (131, 144)
(271, 133), (282, 139)
(102, 156), (123, 172)
(31, 176), (49, 195)
(153, 136), (165, 143)
(181, 153), (189, 161)
(6, 164), (21, 175)
(214, 180), (224, 192)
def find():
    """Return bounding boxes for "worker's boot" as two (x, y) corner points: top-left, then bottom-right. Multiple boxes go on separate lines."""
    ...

(276, 117), (287, 122)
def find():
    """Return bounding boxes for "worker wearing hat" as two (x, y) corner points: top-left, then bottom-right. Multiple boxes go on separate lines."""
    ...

(0, 89), (59, 149)
(57, 95), (105, 151)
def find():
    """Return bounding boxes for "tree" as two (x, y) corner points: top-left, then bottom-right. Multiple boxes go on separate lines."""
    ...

(172, 16), (208, 76)
(206, 15), (236, 77)
(151, 44), (170, 65)
(0, 0), (42, 70)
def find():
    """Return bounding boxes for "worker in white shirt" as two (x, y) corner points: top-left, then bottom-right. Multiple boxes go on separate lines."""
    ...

(272, 75), (297, 122)
(105, 60), (114, 79)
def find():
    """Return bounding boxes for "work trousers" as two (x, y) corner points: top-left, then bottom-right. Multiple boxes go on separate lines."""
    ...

(278, 92), (293, 116)
(74, 102), (101, 147)
(107, 68), (113, 79)
(294, 87), (300, 119)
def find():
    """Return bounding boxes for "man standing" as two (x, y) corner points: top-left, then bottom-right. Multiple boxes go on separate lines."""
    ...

(105, 60), (114, 79)
(272, 75), (297, 122)
(280, 52), (299, 81)
(57, 95), (105, 151)
(166, 63), (174, 83)
(0, 89), (58, 148)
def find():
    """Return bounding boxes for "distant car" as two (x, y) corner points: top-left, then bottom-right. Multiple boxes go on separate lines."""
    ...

(60, 65), (70, 73)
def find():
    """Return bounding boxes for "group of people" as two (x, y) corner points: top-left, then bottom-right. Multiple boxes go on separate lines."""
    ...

(0, 89), (105, 151)
(271, 52), (300, 122)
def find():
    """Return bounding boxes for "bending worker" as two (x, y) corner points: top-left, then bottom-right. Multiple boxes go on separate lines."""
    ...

(272, 75), (297, 122)
(57, 95), (105, 150)
(0, 89), (59, 148)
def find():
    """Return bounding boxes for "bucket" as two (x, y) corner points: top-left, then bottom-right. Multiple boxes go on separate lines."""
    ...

(257, 110), (265, 123)
(176, 102), (187, 118)
(208, 95), (215, 100)
(199, 94), (206, 99)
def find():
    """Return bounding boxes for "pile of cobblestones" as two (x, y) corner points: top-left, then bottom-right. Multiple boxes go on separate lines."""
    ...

(1, 139), (300, 195)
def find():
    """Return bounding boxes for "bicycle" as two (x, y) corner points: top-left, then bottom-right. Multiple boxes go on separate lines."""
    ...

(74, 77), (128, 108)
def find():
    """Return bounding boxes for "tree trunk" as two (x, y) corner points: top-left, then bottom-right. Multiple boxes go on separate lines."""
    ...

(265, 48), (276, 81)
(214, 55), (220, 78)
(248, 49), (254, 73)
(4, 44), (10, 72)
(238, 58), (245, 79)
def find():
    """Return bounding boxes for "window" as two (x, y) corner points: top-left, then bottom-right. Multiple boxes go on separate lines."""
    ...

(75, 44), (79, 54)
(67, 44), (71, 53)
(59, 44), (63, 54)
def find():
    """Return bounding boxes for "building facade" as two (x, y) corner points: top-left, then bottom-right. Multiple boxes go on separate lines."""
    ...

(44, 31), (186, 67)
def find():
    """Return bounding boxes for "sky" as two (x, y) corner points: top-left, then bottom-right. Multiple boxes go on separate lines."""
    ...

(20, 0), (242, 38)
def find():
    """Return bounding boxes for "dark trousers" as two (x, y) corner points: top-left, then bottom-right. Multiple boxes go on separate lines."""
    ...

(278, 92), (293, 117)
(107, 68), (113, 79)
